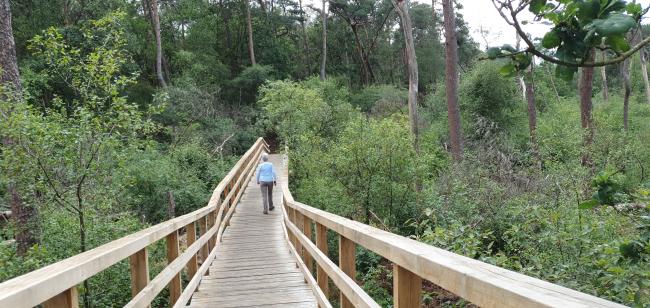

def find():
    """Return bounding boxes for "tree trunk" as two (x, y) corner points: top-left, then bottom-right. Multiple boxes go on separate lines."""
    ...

(298, 0), (311, 77)
(149, 0), (167, 87)
(351, 25), (373, 85)
(319, 0), (327, 81)
(525, 63), (540, 164)
(640, 50), (650, 105)
(245, 0), (256, 65)
(1, 0), (40, 256)
(394, 0), (419, 152)
(622, 56), (632, 132)
(600, 50), (608, 102)
(167, 191), (176, 219)
(579, 50), (595, 168)
(545, 64), (562, 104)
(442, 0), (462, 161)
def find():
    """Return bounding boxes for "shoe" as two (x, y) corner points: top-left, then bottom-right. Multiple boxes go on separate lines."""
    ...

(269, 206), (275, 211)
(263, 211), (268, 214)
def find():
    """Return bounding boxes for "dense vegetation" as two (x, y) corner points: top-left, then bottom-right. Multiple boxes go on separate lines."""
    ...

(0, 0), (648, 307)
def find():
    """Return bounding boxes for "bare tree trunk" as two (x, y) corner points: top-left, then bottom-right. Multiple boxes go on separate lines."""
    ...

(298, 0), (311, 77)
(245, 0), (256, 65)
(394, 0), (419, 152)
(442, 0), (462, 161)
(600, 50), (608, 101)
(351, 25), (373, 85)
(319, 0), (327, 81)
(149, 0), (167, 87)
(579, 51), (595, 168)
(622, 56), (632, 132)
(640, 50), (650, 105)
(525, 63), (540, 164)
(167, 191), (176, 219)
(1, 0), (40, 256)
(516, 34), (526, 100)
(431, 0), (437, 89)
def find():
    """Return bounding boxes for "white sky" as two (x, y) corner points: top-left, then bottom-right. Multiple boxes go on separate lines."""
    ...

(454, 0), (650, 48)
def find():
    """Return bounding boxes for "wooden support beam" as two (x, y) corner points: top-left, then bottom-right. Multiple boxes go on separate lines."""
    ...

(186, 222), (198, 280)
(315, 222), (329, 298)
(129, 248), (149, 299)
(198, 216), (209, 274)
(207, 210), (217, 251)
(166, 230), (182, 306)
(43, 286), (78, 308)
(339, 235), (356, 308)
(393, 265), (422, 308)
(303, 216), (314, 273)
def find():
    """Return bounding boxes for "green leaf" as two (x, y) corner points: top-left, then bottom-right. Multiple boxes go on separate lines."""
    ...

(529, 0), (547, 14)
(499, 63), (517, 77)
(578, 199), (600, 209)
(586, 14), (636, 36)
(486, 47), (502, 59)
(542, 31), (562, 49)
(606, 34), (630, 52)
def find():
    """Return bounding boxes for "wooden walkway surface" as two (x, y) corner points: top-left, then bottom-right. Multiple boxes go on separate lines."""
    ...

(189, 155), (317, 308)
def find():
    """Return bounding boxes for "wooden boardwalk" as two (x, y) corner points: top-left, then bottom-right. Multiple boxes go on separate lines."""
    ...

(189, 155), (318, 308)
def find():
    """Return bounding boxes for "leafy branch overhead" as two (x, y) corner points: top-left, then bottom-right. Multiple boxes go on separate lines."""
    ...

(488, 0), (649, 80)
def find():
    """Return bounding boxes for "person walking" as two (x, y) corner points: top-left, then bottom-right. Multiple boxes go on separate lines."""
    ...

(256, 153), (277, 214)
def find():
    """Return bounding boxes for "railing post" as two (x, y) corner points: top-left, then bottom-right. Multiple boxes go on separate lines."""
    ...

(43, 286), (78, 308)
(186, 222), (198, 280)
(166, 230), (182, 305)
(129, 248), (149, 301)
(339, 235), (356, 308)
(198, 216), (209, 274)
(207, 210), (217, 251)
(302, 216), (313, 273)
(393, 265), (422, 307)
(315, 222), (329, 298)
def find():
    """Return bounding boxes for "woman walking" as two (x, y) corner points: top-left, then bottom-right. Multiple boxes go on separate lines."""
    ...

(256, 153), (277, 214)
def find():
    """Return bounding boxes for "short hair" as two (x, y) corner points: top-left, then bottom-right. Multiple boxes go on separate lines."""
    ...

(261, 153), (269, 162)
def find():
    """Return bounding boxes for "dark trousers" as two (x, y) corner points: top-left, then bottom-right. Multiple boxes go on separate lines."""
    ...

(260, 181), (274, 213)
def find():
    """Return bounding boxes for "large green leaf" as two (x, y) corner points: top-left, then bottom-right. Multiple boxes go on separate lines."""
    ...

(542, 30), (562, 49)
(529, 0), (547, 14)
(586, 13), (636, 36)
(607, 34), (631, 52)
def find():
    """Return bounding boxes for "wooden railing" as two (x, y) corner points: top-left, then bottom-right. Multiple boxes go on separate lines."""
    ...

(0, 138), (269, 308)
(279, 161), (627, 308)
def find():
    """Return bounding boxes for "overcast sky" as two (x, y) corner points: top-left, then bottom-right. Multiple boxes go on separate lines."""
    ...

(454, 0), (650, 49)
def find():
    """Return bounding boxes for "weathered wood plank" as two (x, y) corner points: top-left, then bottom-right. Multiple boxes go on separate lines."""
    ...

(316, 222), (330, 299)
(394, 264), (422, 308)
(166, 231), (181, 305)
(42, 287), (78, 308)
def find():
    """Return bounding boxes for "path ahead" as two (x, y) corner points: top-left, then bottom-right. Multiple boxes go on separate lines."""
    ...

(189, 154), (317, 308)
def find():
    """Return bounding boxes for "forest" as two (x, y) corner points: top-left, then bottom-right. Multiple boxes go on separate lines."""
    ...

(0, 0), (649, 306)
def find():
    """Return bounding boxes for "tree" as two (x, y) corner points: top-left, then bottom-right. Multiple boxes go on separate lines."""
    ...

(394, 0), (419, 151)
(639, 31), (650, 104)
(320, 0), (327, 81)
(579, 51), (595, 168)
(245, 0), (256, 65)
(147, 0), (167, 87)
(600, 50), (609, 101)
(0, 0), (40, 256)
(525, 63), (539, 163)
(442, 0), (462, 160)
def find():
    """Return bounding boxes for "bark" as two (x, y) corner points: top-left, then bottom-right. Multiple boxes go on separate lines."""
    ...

(319, 0), (327, 81)
(0, 0), (21, 93)
(442, 0), (462, 160)
(394, 0), (419, 151)
(622, 56), (632, 132)
(600, 50), (608, 101)
(149, 0), (167, 87)
(525, 64), (540, 164)
(245, 0), (256, 65)
(579, 50), (595, 168)
(640, 50), (650, 104)
(351, 25), (374, 84)
(298, 0), (311, 77)
(2, 0), (40, 256)
(167, 191), (176, 218)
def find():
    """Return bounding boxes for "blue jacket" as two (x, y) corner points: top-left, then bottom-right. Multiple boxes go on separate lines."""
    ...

(256, 162), (277, 183)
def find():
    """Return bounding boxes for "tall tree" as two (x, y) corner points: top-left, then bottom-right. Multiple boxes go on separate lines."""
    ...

(600, 46), (608, 102)
(622, 54), (632, 132)
(524, 63), (539, 163)
(298, 0), (311, 77)
(245, 0), (256, 65)
(148, 0), (167, 87)
(579, 51), (595, 168)
(320, 0), (327, 81)
(442, 0), (462, 160)
(394, 0), (419, 151)
(639, 38), (650, 104)
(1, 0), (39, 256)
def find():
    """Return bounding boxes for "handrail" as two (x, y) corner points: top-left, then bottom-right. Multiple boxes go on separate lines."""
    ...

(0, 138), (269, 308)
(279, 156), (627, 308)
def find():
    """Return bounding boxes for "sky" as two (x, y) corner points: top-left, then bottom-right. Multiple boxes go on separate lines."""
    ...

(455, 0), (650, 49)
